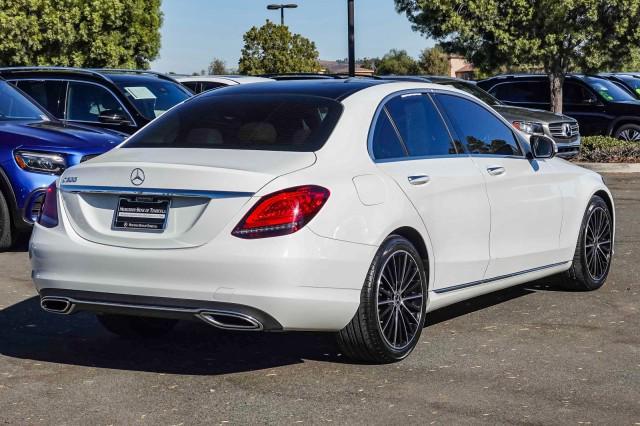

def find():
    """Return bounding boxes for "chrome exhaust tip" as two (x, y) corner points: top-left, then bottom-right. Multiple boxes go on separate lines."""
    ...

(40, 297), (74, 315)
(196, 311), (263, 331)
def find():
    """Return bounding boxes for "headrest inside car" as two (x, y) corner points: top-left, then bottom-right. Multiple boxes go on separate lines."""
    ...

(237, 122), (277, 145)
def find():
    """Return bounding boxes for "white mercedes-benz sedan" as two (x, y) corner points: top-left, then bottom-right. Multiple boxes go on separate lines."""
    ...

(30, 80), (614, 363)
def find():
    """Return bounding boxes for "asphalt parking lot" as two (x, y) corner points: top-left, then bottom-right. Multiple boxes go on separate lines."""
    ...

(0, 173), (638, 425)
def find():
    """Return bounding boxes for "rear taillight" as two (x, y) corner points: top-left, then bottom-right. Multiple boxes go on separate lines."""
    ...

(232, 185), (330, 239)
(37, 182), (58, 228)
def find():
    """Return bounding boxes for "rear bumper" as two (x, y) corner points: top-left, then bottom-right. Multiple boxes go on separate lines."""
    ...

(30, 220), (376, 331)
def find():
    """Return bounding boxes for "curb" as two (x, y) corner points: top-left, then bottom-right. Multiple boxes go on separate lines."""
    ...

(573, 162), (640, 173)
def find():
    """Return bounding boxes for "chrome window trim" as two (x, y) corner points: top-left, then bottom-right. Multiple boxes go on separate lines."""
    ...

(8, 78), (137, 127)
(59, 184), (253, 199)
(368, 88), (528, 162)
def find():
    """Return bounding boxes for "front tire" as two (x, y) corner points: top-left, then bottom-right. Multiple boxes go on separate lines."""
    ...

(96, 314), (178, 338)
(337, 235), (427, 363)
(561, 195), (613, 291)
(0, 190), (14, 252)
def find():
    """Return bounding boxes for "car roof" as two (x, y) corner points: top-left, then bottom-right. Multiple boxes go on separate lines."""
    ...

(176, 75), (272, 84)
(0, 66), (180, 85)
(196, 78), (391, 101)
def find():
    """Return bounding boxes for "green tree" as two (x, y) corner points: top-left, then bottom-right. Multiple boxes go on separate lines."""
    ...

(208, 58), (227, 75)
(418, 46), (449, 76)
(359, 57), (380, 71)
(0, 0), (162, 69)
(238, 20), (319, 75)
(375, 49), (420, 75)
(395, 0), (640, 113)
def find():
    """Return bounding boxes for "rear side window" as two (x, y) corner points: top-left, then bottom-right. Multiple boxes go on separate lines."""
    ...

(371, 111), (406, 159)
(490, 81), (550, 103)
(180, 81), (199, 92)
(436, 94), (523, 156)
(385, 94), (457, 157)
(124, 94), (343, 152)
(15, 80), (67, 118)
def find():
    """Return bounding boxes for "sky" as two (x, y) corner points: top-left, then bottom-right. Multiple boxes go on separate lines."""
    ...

(150, 0), (433, 74)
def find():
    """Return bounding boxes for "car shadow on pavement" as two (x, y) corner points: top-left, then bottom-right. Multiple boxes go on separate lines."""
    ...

(0, 280), (556, 374)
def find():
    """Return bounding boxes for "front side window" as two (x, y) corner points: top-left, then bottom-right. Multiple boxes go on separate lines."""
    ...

(436, 94), (523, 156)
(66, 82), (128, 122)
(15, 80), (67, 118)
(619, 75), (640, 96)
(564, 82), (597, 104)
(124, 94), (343, 152)
(581, 76), (636, 102)
(385, 94), (457, 157)
(0, 81), (49, 121)
(114, 80), (191, 120)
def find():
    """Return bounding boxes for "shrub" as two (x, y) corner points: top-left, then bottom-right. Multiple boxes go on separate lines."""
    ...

(574, 136), (640, 163)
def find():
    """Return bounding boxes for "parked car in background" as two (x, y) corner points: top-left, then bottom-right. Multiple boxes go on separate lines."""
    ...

(261, 73), (346, 81)
(0, 78), (124, 250)
(0, 67), (192, 135)
(378, 75), (581, 158)
(31, 80), (613, 363)
(599, 73), (640, 99)
(477, 74), (640, 141)
(177, 75), (271, 94)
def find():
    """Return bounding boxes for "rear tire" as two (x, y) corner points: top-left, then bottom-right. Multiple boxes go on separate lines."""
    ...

(96, 314), (178, 338)
(614, 123), (640, 142)
(337, 235), (427, 363)
(560, 195), (613, 291)
(0, 190), (14, 252)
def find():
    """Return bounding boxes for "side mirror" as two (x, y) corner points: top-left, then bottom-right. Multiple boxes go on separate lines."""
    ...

(98, 110), (130, 125)
(529, 134), (557, 159)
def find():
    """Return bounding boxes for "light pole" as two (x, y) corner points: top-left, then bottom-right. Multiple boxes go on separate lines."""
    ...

(267, 4), (298, 26)
(347, 0), (355, 77)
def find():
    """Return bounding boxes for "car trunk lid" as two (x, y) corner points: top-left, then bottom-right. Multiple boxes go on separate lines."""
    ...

(59, 148), (316, 249)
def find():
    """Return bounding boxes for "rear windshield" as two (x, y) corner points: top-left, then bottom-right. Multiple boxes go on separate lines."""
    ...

(123, 94), (343, 152)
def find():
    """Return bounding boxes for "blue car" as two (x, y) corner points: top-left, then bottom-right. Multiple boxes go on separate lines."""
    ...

(0, 79), (125, 250)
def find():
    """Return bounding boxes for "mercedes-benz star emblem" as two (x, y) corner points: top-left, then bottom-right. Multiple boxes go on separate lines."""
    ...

(130, 168), (145, 186)
(562, 123), (572, 138)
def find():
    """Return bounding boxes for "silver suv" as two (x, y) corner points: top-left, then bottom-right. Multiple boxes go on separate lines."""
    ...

(379, 76), (581, 158)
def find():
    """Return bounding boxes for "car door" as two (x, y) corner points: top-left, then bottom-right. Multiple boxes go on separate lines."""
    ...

(435, 93), (565, 278)
(562, 81), (609, 135)
(65, 81), (136, 133)
(371, 92), (491, 290)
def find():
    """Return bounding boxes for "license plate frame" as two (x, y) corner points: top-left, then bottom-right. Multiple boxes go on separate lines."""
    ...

(112, 196), (170, 232)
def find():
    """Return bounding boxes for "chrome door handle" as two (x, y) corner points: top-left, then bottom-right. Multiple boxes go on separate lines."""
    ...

(408, 175), (431, 185)
(486, 166), (506, 176)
